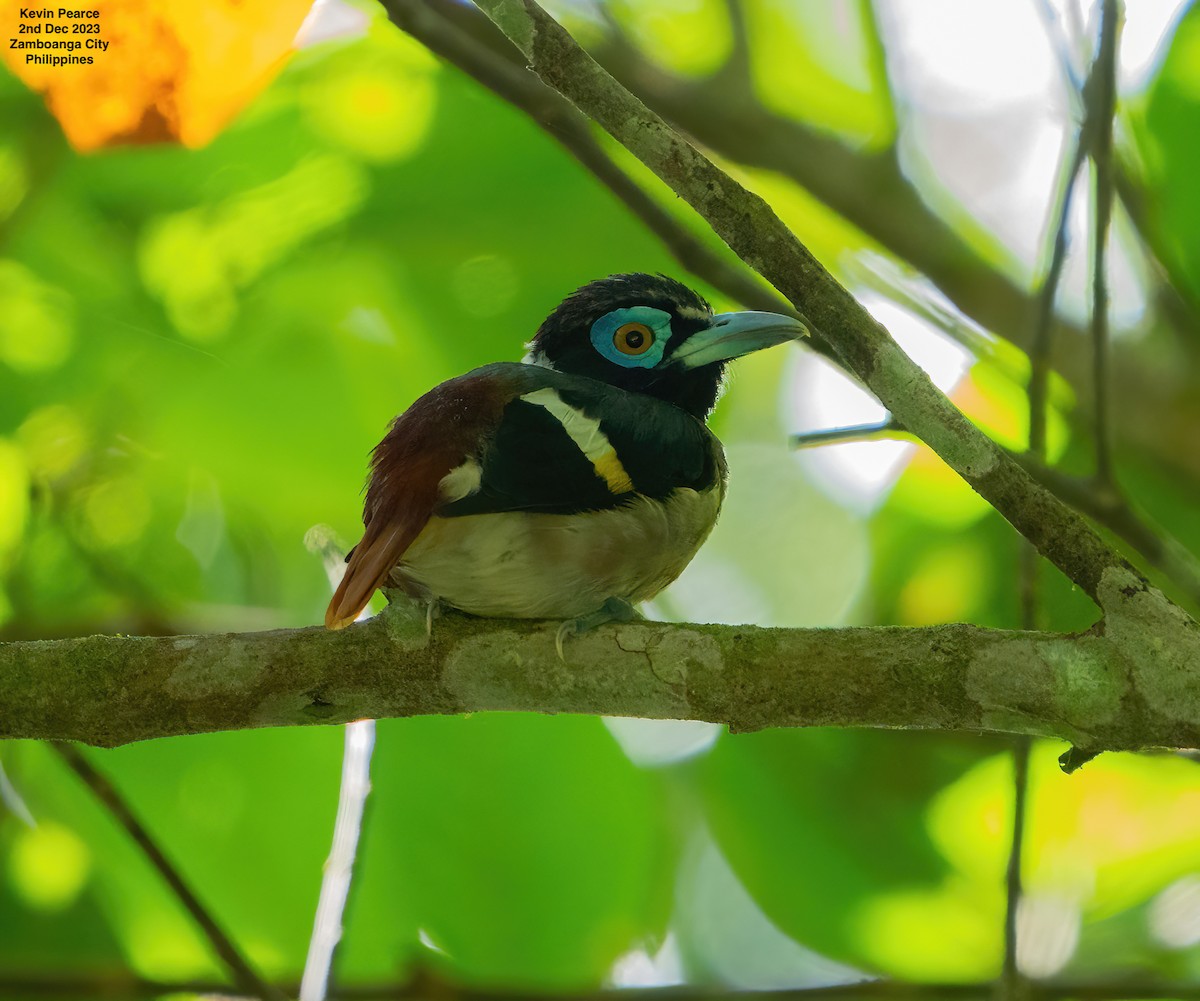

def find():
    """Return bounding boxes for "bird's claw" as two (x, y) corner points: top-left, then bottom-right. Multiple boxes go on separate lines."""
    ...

(424, 599), (442, 639)
(554, 620), (574, 662)
(555, 597), (639, 662)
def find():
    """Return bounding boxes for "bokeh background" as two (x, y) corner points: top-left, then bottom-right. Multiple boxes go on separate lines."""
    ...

(2, 0), (1200, 992)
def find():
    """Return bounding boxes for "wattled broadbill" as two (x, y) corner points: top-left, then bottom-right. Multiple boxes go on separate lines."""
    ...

(325, 273), (806, 630)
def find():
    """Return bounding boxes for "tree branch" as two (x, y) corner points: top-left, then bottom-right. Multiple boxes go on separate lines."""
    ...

(0, 603), (1195, 753)
(1028, 130), (1087, 465)
(1001, 736), (1032, 997)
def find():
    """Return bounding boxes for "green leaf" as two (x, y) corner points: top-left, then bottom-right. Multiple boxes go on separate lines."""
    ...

(339, 714), (676, 988)
(697, 728), (993, 977)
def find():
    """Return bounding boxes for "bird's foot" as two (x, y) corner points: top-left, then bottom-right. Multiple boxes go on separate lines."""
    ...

(555, 597), (640, 661)
(379, 589), (442, 645)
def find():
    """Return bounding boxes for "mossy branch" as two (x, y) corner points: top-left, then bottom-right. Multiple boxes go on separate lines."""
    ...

(0, 602), (1195, 753)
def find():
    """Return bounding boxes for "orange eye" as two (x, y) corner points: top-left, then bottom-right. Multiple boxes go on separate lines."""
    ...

(613, 322), (654, 355)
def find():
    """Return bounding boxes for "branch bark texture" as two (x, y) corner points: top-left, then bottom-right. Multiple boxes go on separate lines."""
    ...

(0, 604), (1194, 753)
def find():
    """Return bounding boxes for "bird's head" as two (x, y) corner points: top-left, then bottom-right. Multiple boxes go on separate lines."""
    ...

(525, 273), (807, 418)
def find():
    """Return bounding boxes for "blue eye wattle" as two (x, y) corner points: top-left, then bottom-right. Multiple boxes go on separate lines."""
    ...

(589, 306), (672, 369)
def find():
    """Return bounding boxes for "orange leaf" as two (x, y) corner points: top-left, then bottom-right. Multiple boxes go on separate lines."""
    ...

(1, 0), (313, 150)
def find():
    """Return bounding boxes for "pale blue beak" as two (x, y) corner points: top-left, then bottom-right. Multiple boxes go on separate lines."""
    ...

(670, 311), (808, 369)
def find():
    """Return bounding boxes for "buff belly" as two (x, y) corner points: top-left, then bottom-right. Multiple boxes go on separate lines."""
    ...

(390, 486), (723, 618)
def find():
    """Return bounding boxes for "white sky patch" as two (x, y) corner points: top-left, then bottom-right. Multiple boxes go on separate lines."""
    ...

(784, 295), (971, 512)
(881, 0), (1059, 111)
(879, 0), (1188, 105)
(1108, 0), (1188, 90)
(603, 717), (721, 768)
(877, 0), (1160, 321)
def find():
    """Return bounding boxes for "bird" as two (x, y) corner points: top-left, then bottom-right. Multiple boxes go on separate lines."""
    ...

(325, 273), (806, 637)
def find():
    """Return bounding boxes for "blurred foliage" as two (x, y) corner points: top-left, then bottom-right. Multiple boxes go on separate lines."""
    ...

(1, 0), (1200, 995)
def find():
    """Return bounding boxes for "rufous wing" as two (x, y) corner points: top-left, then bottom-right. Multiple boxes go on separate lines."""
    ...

(324, 371), (513, 630)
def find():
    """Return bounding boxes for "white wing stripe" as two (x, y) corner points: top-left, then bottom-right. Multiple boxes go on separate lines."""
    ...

(521, 387), (634, 493)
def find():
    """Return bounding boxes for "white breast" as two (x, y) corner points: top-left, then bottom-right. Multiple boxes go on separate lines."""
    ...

(392, 484), (724, 619)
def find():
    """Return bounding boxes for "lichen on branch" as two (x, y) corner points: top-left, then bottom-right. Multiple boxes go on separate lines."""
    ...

(0, 601), (1195, 752)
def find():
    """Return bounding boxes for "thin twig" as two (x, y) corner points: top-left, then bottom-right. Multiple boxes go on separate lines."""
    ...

(1011, 10), (1108, 974)
(1034, 0), (1087, 99)
(1000, 736), (1032, 1000)
(1028, 137), (1088, 461)
(1018, 541), (1040, 639)
(1004, 10), (1120, 989)
(301, 533), (379, 1001)
(1008, 522), (1037, 997)
(790, 418), (913, 450)
(1088, 0), (1122, 490)
(300, 720), (376, 1000)
(713, 0), (753, 85)
(49, 743), (283, 1001)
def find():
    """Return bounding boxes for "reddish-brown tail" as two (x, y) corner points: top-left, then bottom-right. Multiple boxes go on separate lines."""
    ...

(325, 520), (423, 629)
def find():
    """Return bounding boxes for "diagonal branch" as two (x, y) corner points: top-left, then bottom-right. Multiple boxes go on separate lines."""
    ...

(1027, 134), (1087, 464)
(0, 603), (1196, 754)
(51, 744), (284, 1001)
(473, 0), (1146, 610)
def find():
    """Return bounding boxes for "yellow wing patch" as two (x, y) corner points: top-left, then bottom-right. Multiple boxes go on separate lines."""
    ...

(592, 450), (634, 494)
